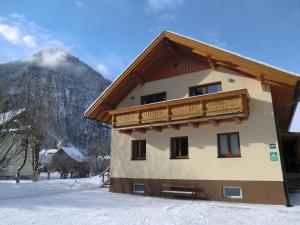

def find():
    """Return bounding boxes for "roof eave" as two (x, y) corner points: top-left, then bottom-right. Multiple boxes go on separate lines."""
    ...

(84, 31), (300, 122)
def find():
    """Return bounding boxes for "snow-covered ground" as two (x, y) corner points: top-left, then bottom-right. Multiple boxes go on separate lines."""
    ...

(0, 177), (300, 225)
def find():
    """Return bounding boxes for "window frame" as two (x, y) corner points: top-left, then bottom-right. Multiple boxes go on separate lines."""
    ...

(140, 92), (166, 105)
(170, 136), (189, 159)
(217, 132), (241, 158)
(223, 186), (243, 199)
(189, 82), (222, 97)
(131, 140), (146, 160)
(132, 183), (145, 194)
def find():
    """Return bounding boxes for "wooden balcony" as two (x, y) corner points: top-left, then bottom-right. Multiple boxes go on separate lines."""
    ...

(109, 89), (250, 132)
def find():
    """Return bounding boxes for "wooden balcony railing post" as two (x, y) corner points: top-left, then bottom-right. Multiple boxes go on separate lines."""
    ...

(138, 110), (142, 125)
(167, 106), (171, 122)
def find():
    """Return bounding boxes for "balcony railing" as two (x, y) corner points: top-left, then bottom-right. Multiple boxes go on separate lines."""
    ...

(109, 89), (249, 129)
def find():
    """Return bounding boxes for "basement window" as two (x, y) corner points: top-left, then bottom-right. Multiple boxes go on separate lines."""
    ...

(133, 183), (145, 194)
(141, 92), (166, 105)
(223, 187), (242, 199)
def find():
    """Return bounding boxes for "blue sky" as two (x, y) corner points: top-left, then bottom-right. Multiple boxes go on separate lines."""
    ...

(0, 0), (299, 131)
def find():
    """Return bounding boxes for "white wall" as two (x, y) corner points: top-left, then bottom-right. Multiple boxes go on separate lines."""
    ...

(111, 67), (283, 181)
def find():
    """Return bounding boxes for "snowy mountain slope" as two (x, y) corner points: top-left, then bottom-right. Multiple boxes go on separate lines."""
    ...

(0, 49), (111, 153)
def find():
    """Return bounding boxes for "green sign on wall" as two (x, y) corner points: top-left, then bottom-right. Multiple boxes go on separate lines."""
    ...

(270, 152), (278, 161)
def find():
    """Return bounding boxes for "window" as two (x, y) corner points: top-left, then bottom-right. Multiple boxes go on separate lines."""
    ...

(217, 132), (240, 158)
(141, 92), (166, 105)
(132, 140), (146, 160)
(189, 82), (221, 96)
(170, 137), (188, 159)
(133, 183), (145, 193)
(223, 187), (242, 198)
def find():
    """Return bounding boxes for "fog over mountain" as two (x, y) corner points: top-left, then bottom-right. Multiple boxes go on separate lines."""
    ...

(0, 48), (111, 154)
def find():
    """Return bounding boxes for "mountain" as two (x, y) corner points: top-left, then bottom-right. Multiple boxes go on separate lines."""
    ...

(0, 48), (111, 154)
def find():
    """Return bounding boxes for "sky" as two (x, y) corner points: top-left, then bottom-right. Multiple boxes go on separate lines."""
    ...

(0, 0), (299, 131)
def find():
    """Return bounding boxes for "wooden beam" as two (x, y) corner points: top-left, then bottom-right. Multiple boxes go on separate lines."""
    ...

(118, 130), (132, 134)
(216, 59), (239, 68)
(260, 74), (296, 91)
(188, 122), (199, 128)
(209, 120), (219, 126)
(233, 117), (241, 124)
(133, 128), (146, 133)
(101, 104), (114, 110)
(168, 124), (180, 130)
(206, 55), (216, 69)
(260, 75), (268, 91)
(150, 126), (162, 132)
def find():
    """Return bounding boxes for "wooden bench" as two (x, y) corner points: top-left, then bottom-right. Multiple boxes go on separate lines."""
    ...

(160, 184), (198, 199)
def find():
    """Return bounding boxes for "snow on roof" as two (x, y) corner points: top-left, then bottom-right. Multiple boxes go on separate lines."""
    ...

(58, 147), (86, 162)
(0, 108), (26, 126)
(39, 149), (59, 164)
(40, 149), (59, 155)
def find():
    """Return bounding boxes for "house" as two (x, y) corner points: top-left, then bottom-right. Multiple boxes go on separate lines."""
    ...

(0, 109), (33, 180)
(84, 31), (300, 205)
(50, 147), (89, 178)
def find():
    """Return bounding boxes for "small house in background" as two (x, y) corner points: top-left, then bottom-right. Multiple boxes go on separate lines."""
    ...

(39, 149), (58, 171)
(50, 146), (89, 178)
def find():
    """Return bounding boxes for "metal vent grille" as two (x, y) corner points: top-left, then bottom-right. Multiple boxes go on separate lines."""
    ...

(223, 187), (242, 198)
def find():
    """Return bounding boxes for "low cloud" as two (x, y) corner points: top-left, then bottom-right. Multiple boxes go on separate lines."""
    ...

(146, 0), (184, 32)
(0, 13), (69, 63)
(22, 35), (36, 47)
(29, 49), (68, 67)
(96, 64), (109, 76)
(74, 0), (83, 9)
(0, 23), (20, 44)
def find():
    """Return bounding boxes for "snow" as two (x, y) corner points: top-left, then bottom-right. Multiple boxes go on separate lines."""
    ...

(0, 177), (300, 225)
(0, 108), (25, 126)
(0, 176), (100, 201)
(39, 149), (58, 164)
(40, 149), (58, 155)
(59, 146), (86, 162)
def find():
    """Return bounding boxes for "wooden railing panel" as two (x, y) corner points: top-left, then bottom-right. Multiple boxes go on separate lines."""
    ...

(115, 112), (139, 126)
(110, 89), (249, 128)
(204, 96), (244, 117)
(170, 103), (203, 120)
(141, 108), (168, 124)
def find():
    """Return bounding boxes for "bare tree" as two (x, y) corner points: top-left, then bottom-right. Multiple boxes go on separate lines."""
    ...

(0, 86), (44, 182)
(87, 123), (111, 174)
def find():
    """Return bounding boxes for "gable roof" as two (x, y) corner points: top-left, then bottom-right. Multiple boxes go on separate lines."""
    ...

(57, 147), (86, 163)
(84, 31), (300, 130)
